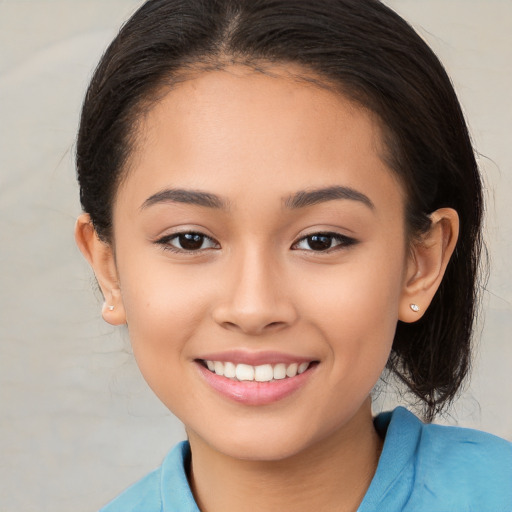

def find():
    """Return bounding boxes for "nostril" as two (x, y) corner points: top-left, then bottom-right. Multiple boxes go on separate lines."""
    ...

(219, 321), (248, 334)
(267, 321), (286, 329)
(219, 319), (288, 335)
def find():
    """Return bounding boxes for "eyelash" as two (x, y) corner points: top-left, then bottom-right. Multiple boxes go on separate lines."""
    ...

(292, 232), (358, 252)
(154, 231), (358, 254)
(155, 232), (219, 254)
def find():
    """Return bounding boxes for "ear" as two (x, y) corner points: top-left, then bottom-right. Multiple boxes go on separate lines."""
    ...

(74, 214), (127, 325)
(399, 208), (459, 323)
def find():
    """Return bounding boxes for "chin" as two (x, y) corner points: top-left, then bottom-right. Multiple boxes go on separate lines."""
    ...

(194, 420), (324, 463)
(221, 437), (309, 462)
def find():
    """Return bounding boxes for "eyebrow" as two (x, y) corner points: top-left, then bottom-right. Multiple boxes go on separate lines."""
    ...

(140, 188), (230, 210)
(140, 185), (374, 212)
(284, 186), (374, 210)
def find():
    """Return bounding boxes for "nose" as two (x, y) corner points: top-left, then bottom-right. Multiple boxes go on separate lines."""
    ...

(211, 248), (298, 336)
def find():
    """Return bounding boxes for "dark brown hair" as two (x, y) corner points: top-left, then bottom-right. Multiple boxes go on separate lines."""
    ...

(76, 0), (484, 421)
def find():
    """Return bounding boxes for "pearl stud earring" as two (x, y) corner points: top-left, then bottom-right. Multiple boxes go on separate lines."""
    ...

(108, 305), (115, 311)
(410, 304), (420, 312)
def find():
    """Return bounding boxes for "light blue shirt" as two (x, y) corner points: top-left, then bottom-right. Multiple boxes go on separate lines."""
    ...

(100, 407), (512, 511)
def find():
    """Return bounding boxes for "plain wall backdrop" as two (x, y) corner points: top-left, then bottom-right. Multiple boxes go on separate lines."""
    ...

(1, 1), (511, 510)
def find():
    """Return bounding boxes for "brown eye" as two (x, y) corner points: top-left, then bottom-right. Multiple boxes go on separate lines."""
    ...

(307, 234), (333, 251)
(178, 233), (205, 250)
(293, 232), (357, 252)
(155, 231), (219, 252)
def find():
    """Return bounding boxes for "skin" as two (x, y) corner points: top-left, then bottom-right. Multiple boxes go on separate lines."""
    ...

(76, 65), (458, 512)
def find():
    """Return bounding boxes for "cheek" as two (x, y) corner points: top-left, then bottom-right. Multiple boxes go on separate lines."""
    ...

(116, 258), (215, 382)
(297, 249), (404, 373)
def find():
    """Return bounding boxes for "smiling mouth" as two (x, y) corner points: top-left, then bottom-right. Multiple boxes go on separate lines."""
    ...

(199, 360), (317, 382)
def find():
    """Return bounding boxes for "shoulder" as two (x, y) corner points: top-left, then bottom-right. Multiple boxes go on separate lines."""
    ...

(419, 415), (512, 471)
(369, 407), (512, 511)
(99, 467), (163, 512)
(414, 416), (512, 508)
(99, 441), (198, 512)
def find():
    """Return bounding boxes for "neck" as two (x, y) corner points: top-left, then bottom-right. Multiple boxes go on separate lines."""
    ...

(187, 399), (382, 512)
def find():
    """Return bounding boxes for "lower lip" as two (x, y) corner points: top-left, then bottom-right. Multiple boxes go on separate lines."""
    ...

(196, 362), (317, 406)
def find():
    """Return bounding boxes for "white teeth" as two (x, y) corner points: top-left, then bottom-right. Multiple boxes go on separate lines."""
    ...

(204, 360), (312, 381)
(273, 363), (287, 380)
(224, 361), (236, 379)
(235, 363), (255, 381)
(286, 363), (298, 378)
(255, 364), (274, 382)
(214, 361), (224, 376)
(298, 362), (309, 374)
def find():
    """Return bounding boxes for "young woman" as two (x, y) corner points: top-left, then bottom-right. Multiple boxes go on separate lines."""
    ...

(74, 0), (512, 510)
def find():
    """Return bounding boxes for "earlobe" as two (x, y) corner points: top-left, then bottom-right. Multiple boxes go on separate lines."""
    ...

(74, 214), (127, 326)
(100, 291), (127, 326)
(399, 208), (459, 323)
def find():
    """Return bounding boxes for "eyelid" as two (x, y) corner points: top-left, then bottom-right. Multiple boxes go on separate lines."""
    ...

(152, 228), (357, 254)
(291, 231), (358, 252)
(154, 230), (220, 253)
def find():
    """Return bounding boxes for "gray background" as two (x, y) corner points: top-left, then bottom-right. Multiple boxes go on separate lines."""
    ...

(1, 1), (511, 511)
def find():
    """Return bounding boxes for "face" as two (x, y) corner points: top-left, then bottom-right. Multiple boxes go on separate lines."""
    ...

(110, 66), (411, 460)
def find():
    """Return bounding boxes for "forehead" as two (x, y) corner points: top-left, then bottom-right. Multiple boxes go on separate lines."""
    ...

(117, 64), (403, 213)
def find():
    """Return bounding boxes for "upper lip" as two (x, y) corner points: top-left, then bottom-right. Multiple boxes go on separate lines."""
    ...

(197, 350), (317, 366)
